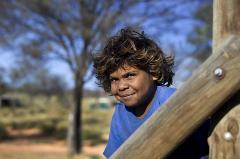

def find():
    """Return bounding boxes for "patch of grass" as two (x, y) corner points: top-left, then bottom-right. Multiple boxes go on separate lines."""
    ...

(0, 93), (114, 157)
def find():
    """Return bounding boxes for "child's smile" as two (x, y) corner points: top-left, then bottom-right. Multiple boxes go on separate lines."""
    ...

(110, 64), (157, 114)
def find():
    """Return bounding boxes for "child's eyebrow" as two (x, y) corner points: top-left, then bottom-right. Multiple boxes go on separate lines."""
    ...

(122, 71), (137, 78)
(109, 76), (118, 80)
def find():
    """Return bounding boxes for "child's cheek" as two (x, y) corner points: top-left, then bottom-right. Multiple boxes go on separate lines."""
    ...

(110, 85), (117, 95)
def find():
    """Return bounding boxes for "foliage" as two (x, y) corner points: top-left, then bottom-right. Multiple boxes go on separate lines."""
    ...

(0, 0), (197, 89)
(0, 0), (202, 154)
(187, 0), (213, 62)
(9, 61), (68, 98)
(82, 105), (113, 145)
(0, 121), (8, 140)
(0, 94), (68, 136)
(0, 94), (113, 145)
(0, 67), (8, 95)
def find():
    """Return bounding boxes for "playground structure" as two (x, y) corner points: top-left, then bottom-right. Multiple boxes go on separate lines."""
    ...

(110, 0), (240, 158)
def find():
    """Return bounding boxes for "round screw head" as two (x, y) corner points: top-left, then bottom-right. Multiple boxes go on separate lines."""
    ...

(214, 67), (224, 79)
(223, 131), (233, 141)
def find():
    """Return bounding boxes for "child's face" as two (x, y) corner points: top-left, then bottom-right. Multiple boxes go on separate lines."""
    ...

(110, 65), (157, 108)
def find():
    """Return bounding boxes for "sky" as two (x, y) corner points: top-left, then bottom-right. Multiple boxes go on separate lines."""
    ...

(0, 30), (197, 90)
(0, 1), (207, 90)
(0, 48), (98, 90)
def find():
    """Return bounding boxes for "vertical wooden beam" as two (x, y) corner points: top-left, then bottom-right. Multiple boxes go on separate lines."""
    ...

(208, 101), (240, 159)
(213, 0), (240, 53)
(209, 0), (240, 158)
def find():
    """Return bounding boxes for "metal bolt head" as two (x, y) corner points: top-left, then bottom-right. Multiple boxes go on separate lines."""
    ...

(214, 67), (224, 79)
(223, 131), (233, 141)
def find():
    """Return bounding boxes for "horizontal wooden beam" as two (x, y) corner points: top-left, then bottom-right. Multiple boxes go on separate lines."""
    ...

(110, 35), (240, 159)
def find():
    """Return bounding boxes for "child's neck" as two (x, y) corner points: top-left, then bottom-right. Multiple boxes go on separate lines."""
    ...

(134, 100), (153, 119)
(134, 85), (157, 119)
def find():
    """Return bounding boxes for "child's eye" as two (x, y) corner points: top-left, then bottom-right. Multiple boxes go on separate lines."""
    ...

(110, 78), (118, 82)
(125, 73), (136, 79)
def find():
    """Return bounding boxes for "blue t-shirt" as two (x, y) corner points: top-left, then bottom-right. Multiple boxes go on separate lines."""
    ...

(103, 86), (176, 158)
(103, 86), (209, 158)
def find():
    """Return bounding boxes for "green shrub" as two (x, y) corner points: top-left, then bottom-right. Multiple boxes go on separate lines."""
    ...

(0, 122), (8, 140)
(36, 117), (68, 137)
(38, 121), (57, 135)
(82, 128), (104, 145)
(55, 120), (67, 139)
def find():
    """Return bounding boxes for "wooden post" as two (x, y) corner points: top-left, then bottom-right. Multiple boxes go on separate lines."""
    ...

(209, 105), (240, 159)
(213, 0), (240, 53)
(110, 36), (240, 159)
(208, 93), (240, 159)
(209, 0), (240, 158)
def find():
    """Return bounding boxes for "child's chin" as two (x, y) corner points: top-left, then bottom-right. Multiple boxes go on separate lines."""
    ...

(123, 102), (138, 108)
(119, 96), (138, 107)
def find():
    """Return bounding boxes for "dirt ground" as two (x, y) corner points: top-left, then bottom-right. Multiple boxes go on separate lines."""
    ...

(0, 128), (106, 159)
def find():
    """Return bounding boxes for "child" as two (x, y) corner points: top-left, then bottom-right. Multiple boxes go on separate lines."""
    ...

(93, 28), (209, 158)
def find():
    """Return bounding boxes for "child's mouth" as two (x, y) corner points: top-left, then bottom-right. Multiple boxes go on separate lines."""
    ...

(120, 93), (134, 100)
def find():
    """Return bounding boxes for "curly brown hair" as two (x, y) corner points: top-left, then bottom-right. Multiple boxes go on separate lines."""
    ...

(93, 28), (174, 93)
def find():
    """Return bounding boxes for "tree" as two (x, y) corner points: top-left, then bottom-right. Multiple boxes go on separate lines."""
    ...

(173, 0), (212, 86)
(8, 52), (66, 94)
(188, 0), (213, 62)
(0, 67), (8, 95)
(0, 0), (197, 154)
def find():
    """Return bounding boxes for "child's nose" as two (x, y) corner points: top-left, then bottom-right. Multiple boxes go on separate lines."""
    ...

(118, 80), (129, 91)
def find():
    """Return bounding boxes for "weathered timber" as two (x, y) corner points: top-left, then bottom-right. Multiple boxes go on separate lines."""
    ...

(209, 92), (240, 134)
(209, 1), (240, 158)
(110, 36), (240, 159)
(213, 0), (240, 53)
(209, 105), (240, 158)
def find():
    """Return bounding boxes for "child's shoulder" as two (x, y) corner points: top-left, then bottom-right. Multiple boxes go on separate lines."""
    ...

(156, 86), (176, 103)
(158, 86), (176, 94)
(113, 101), (125, 114)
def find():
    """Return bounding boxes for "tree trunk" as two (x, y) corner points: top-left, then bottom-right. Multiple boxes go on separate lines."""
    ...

(67, 72), (83, 155)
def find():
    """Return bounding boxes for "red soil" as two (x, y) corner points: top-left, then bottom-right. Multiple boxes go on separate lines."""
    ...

(0, 128), (105, 156)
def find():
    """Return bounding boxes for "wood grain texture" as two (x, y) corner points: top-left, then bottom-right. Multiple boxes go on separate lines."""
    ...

(110, 36), (240, 159)
(213, 0), (240, 53)
(208, 104), (240, 159)
(209, 1), (240, 158)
